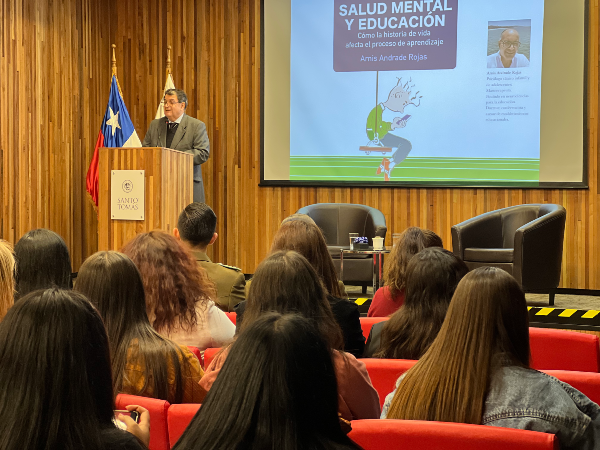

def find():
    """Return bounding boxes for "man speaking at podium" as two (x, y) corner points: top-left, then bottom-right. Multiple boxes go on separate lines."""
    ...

(143, 88), (210, 202)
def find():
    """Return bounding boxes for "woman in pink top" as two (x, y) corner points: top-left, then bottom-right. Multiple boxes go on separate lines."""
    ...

(368, 227), (443, 317)
(122, 231), (235, 351)
(201, 250), (380, 421)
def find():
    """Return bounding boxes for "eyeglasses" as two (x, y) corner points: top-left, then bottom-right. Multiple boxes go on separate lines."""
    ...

(164, 100), (182, 106)
(500, 40), (521, 49)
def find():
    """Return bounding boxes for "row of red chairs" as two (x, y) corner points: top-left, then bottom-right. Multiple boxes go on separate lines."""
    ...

(120, 364), (600, 450)
(213, 314), (600, 373)
(117, 393), (563, 450)
(203, 324), (600, 373)
(359, 317), (600, 373)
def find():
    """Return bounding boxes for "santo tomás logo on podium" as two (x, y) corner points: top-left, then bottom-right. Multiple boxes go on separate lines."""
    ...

(111, 170), (145, 221)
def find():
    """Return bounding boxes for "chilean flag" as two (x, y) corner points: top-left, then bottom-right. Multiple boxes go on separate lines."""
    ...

(86, 75), (141, 206)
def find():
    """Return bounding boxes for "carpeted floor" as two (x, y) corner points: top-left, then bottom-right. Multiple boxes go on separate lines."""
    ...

(525, 293), (600, 310)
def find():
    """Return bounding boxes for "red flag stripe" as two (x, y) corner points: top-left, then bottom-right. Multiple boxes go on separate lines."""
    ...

(86, 131), (105, 206)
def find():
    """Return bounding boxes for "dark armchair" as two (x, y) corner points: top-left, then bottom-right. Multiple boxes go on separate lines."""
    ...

(451, 204), (566, 305)
(296, 203), (387, 292)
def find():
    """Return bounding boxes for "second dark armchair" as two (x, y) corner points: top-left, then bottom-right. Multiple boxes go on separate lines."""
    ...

(451, 204), (566, 305)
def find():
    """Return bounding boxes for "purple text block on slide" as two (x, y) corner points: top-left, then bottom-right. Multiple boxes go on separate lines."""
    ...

(333, 0), (458, 72)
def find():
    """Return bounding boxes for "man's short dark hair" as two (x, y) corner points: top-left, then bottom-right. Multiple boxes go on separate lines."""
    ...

(177, 203), (216, 247)
(165, 88), (188, 109)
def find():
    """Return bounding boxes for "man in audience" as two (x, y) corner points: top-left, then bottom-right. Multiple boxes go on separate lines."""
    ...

(174, 202), (245, 311)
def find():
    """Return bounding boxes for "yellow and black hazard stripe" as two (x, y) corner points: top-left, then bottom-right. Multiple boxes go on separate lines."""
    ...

(353, 297), (371, 315)
(527, 306), (600, 327)
(355, 299), (600, 326)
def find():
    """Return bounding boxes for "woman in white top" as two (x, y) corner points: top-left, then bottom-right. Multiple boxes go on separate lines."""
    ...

(122, 230), (235, 350)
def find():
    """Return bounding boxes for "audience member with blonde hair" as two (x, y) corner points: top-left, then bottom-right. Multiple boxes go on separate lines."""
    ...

(382, 267), (600, 449)
(363, 247), (468, 357)
(0, 240), (15, 320)
(201, 251), (381, 421)
(122, 231), (235, 351)
(76, 251), (206, 403)
(367, 227), (442, 317)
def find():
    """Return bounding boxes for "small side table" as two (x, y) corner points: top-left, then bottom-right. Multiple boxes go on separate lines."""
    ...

(340, 248), (390, 293)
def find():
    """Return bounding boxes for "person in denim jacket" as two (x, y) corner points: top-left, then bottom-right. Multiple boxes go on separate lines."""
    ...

(381, 267), (600, 450)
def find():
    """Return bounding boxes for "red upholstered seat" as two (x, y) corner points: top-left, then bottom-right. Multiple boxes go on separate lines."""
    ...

(349, 419), (559, 450)
(225, 312), (237, 324)
(359, 317), (389, 338)
(167, 403), (202, 447)
(360, 358), (417, 407)
(543, 370), (600, 404)
(186, 346), (202, 366)
(116, 393), (170, 450)
(203, 347), (221, 368)
(530, 327), (600, 372)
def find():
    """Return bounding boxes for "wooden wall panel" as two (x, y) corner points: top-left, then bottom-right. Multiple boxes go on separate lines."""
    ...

(1, 0), (600, 290)
(0, 0), (115, 269)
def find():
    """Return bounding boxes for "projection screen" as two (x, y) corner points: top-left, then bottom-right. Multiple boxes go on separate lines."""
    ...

(262, 0), (588, 188)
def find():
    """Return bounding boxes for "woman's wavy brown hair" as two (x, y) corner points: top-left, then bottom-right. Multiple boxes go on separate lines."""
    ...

(270, 220), (343, 298)
(384, 227), (443, 297)
(122, 231), (216, 333)
(0, 240), (15, 320)
(386, 267), (530, 424)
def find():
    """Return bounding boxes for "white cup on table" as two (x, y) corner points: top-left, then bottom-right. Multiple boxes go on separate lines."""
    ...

(372, 236), (384, 250)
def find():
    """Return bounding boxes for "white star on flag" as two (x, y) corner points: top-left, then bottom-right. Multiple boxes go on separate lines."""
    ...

(106, 107), (121, 136)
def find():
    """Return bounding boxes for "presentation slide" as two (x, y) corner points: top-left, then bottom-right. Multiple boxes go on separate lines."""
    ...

(263, 0), (587, 188)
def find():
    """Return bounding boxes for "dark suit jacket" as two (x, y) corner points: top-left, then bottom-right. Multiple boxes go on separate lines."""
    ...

(142, 114), (210, 201)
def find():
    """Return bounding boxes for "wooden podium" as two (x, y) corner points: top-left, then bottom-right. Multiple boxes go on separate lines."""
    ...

(98, 147), (193, 251)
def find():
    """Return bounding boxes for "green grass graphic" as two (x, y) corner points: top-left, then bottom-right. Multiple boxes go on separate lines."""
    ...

(289, 156), (540, 186)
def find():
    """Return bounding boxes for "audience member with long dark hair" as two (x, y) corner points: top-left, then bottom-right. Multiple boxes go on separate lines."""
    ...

(238, 220), (365, 357)
(0, 240), (15, 320)
(14, 228), (72, 298)
(0, 288), (149, 449)
(201, 250), (380, 420)
(367, 227), (442, 317)
(76, 251), (206, 403)
(382, 267), (600, 449)
(122, 231), (235, 351)
(363, 247), (468, 357)
(173, 313), (361, 450)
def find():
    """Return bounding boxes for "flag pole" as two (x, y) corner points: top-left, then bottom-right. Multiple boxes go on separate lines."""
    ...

(111, 44), (124, 97)
(166, 45), (172, 78)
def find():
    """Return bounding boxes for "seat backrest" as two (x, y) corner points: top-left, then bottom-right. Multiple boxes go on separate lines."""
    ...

(204, 347), (222, 368)
(360, 359), (417, 407)
(360, 317), (389, 338)
(296, 203), (383, 245)
(529, 327), (600, 372)
(116, 393), (170, 450)
(225, 311), (237, 324)
(167, 403), (202, 447)
(348, 419), (558, 450)
(543, 370), (600, 405)
(500, 206), (539, 248)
